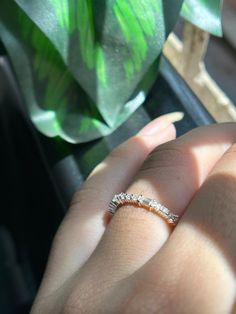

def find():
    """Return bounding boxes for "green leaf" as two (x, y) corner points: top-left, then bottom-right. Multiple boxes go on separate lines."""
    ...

(181, 0), (223, 36)
(0, 1), (112, 143)
(0, 0), (183, 143)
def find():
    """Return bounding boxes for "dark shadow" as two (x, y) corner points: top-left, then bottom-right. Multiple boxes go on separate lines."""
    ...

(145, 58), (215, 138)
(0, 55), (64, 311)
(67, 0), (108, 129)
(162, 0), (184, 38)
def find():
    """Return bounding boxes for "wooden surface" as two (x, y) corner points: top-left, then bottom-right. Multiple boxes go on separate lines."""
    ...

(164, 22), (236, 123)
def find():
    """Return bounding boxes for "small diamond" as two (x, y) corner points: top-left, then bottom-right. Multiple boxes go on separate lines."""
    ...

(151, 200), (158, 208)
(138, 195), (144, 202)
(132, 194), (138, 201)
(141, 197), (150, 206)
(149, 200), (155, 207)
(121, 193), (125, 200)
(112, 196), (118, 202)
(126, 194), (131, 200)
(161, 207), (169, 215)
(168, 213), (178, 224)
(172, 214), (179, 222)
(154, 203), (161, 210)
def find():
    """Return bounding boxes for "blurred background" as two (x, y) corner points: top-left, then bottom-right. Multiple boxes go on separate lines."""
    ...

(204, 0), (236, 104)
(172, 0), (236, 111)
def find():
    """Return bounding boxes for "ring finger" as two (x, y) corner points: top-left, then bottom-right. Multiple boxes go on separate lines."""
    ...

(81, 123), (236, 286)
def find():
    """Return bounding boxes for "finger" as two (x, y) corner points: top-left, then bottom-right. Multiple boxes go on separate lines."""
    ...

(133, 133), (236, 313)
(36, 115), (176, 298)
(83, 123), (236, 286)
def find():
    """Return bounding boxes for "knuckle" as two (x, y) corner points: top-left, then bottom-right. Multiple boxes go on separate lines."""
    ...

(108, 148), (127, 163)
(70, 184), (104, 207)
(69, 185), (105, 220)
(140, 142), (192, 173)
(109, 137), (139, 161)
(109, 136), (150, 162)
(70, 186), (91, 208)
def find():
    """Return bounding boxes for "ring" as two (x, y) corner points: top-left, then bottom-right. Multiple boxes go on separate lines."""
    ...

(108, 193), (179, 226)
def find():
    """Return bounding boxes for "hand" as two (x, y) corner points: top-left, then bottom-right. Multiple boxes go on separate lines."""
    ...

(31, 117), (236, 314)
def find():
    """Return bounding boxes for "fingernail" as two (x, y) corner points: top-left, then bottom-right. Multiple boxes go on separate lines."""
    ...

(163, 112), (184, 123)
(138, 115), (172, 137)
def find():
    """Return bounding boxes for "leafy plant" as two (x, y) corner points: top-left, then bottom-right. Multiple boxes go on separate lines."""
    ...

(0, 0), (223, 143)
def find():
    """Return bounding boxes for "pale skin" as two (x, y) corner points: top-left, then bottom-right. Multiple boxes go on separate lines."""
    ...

(31, 116), (236, 314)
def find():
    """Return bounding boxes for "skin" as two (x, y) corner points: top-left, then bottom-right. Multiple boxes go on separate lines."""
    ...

(31, 116), (236, 314)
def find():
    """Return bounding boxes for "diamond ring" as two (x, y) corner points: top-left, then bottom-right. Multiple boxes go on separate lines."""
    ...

(108, 193), (179, 226)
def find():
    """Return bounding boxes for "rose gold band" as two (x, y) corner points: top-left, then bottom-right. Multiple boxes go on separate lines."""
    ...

(108, 193), (179, 226)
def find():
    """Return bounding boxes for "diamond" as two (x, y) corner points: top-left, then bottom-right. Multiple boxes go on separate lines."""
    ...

(154, 202), (161, 210)
(120, 193), (125, 200)
(150, 200), (158, 208)
(138, 195), (144, 203)
(171, 214), (179, 223)
(161, 207), (169, 215)
(141, 197), (150, 206)
(126, 194), (131, 200)
(149, 200), (154, 207)
(112, 196), (118, 203)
